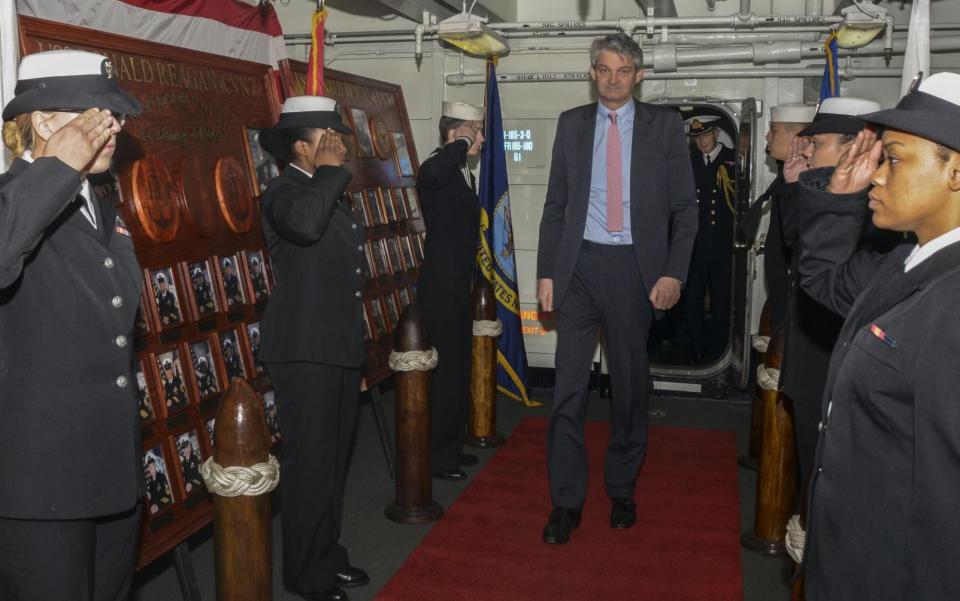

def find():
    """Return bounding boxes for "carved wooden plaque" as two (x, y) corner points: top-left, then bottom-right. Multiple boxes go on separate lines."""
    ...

(177, 154), (218, 238)
(215, 156), (255, 234)
(132, 154), (181, 242)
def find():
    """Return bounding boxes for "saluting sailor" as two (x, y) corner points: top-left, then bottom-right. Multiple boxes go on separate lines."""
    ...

(794, 72), (960, 601)
(0, 49), (144, 600)
(776, 96), (899, 488)
(684, 116), (737, 363)
(258, 95), (369, 601)
(415, 100), (485, 481)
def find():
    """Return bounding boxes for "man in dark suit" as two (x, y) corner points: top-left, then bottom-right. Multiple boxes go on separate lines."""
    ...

(685, 117), (737, 363)
(537, 33), (698, 545)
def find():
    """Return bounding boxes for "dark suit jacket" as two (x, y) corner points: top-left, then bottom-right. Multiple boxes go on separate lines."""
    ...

(796, 176), (960, 601)
(259, 165), (365, 367)
(537, 100), (698, 306)
(0, 157), (144, 519)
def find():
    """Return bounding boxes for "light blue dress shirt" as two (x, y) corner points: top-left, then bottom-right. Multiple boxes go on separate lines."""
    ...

(583, 101), (634, 245)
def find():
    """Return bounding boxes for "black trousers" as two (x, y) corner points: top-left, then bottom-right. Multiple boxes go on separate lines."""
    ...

(548, 243), (653, 509)
(267, 361), (360, 598)
(417, 273), (473, 474)
(0, 504), (141, 601)
(685, 245), (732, 360)
(793, 400), (821, 493)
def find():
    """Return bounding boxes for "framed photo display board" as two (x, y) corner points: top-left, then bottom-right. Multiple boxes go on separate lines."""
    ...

(18, 16), (282, 569)
(281, 61), (425, 387)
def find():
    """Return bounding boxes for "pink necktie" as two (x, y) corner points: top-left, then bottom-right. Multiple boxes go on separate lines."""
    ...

(606, 112), (623, 233)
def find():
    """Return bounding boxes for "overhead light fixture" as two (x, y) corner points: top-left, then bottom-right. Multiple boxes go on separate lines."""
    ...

(436, 9), (509, 58)
(835, 3), (887, 49)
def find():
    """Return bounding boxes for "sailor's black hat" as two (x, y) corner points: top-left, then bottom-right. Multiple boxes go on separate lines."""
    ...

(259, 95), (352, 158)
(3, 50), (143, 121)
(799, 97), (883, 137)
(863, 72), (960, 152)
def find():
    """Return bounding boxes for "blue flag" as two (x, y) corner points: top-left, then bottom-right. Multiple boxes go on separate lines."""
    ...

(477, 61), (536, 407)
(820, 32), (839, 102)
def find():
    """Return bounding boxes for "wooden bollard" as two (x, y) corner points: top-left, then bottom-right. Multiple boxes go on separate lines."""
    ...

(738, 302), (771, 471)
(385, 304), (444, 524)
(209, 378), (274, 601)
(467, 278), (505, 448)
(740, 327), (797, 556)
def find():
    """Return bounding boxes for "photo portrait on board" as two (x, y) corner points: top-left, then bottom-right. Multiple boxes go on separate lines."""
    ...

(144, 448), (173, 515)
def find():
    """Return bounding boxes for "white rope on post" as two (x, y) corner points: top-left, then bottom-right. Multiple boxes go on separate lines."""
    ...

(472, 319), (503, 337)
(756, 364), (781, 391)
(389, 347), (439, 372)
(785, 513), (806, 564)
(200, 454), (280, 497)
(751, 334), (770, 353)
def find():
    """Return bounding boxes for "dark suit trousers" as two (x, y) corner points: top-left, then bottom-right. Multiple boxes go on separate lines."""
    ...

(685, 247), (732, 359)
(0, 504), (141, 601)
(548, 242), (653, 508)
(417, 273), (473, 473)
(267, 362), (360, 597)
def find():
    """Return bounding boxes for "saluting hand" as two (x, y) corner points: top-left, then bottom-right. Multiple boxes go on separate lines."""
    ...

(827, 128), (882, 195)
(314, 128), (347, 167)
(42, 108), (118, 173)
(783, 136), (810, 184)
(649, 276), (682, 311)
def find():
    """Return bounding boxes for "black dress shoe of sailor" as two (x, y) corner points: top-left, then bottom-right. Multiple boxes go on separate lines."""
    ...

(335, 566), (370, 588)
(542, 506), (582, 545)
(433, 468), (467, 481)
(459, 453), (479, 467)
(610, 497), (637, 529)
(312, 587), (348, 601)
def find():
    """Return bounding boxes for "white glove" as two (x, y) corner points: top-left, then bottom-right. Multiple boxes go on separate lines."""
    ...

(785, 513), (806, 564)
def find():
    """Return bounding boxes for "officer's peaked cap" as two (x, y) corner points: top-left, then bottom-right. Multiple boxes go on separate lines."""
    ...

(862, 72), (960, 152)
(3, 50), (143, 121)
(686, 116), (719, 136)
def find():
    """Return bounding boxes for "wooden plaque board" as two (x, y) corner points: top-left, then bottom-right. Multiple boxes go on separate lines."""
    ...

(19, 16), (282, 569)
(281, 61), (424, 387)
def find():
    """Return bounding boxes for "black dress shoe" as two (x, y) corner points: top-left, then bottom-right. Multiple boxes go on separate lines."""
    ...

(610, 497), (637, 529)
(459, 453), (479, 467)
(335, 566), (369, 588)
(313, 587), (348, 601)
(433, 468), (467, 481)
(542, 506), (582, 545)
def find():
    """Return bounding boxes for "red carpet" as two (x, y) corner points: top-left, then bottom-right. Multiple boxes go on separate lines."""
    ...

(375, 417), (743, 601)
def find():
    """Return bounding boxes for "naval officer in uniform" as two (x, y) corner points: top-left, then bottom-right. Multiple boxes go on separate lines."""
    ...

(684, 116), (737, 363)
(258, 96), (369, 601)
(0, 49), (144, 601)
(416, 100), (485, 481)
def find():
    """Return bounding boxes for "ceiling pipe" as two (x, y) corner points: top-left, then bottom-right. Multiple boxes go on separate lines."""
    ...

(281, 22), (960, 41)
(445, 66), (901, 85)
